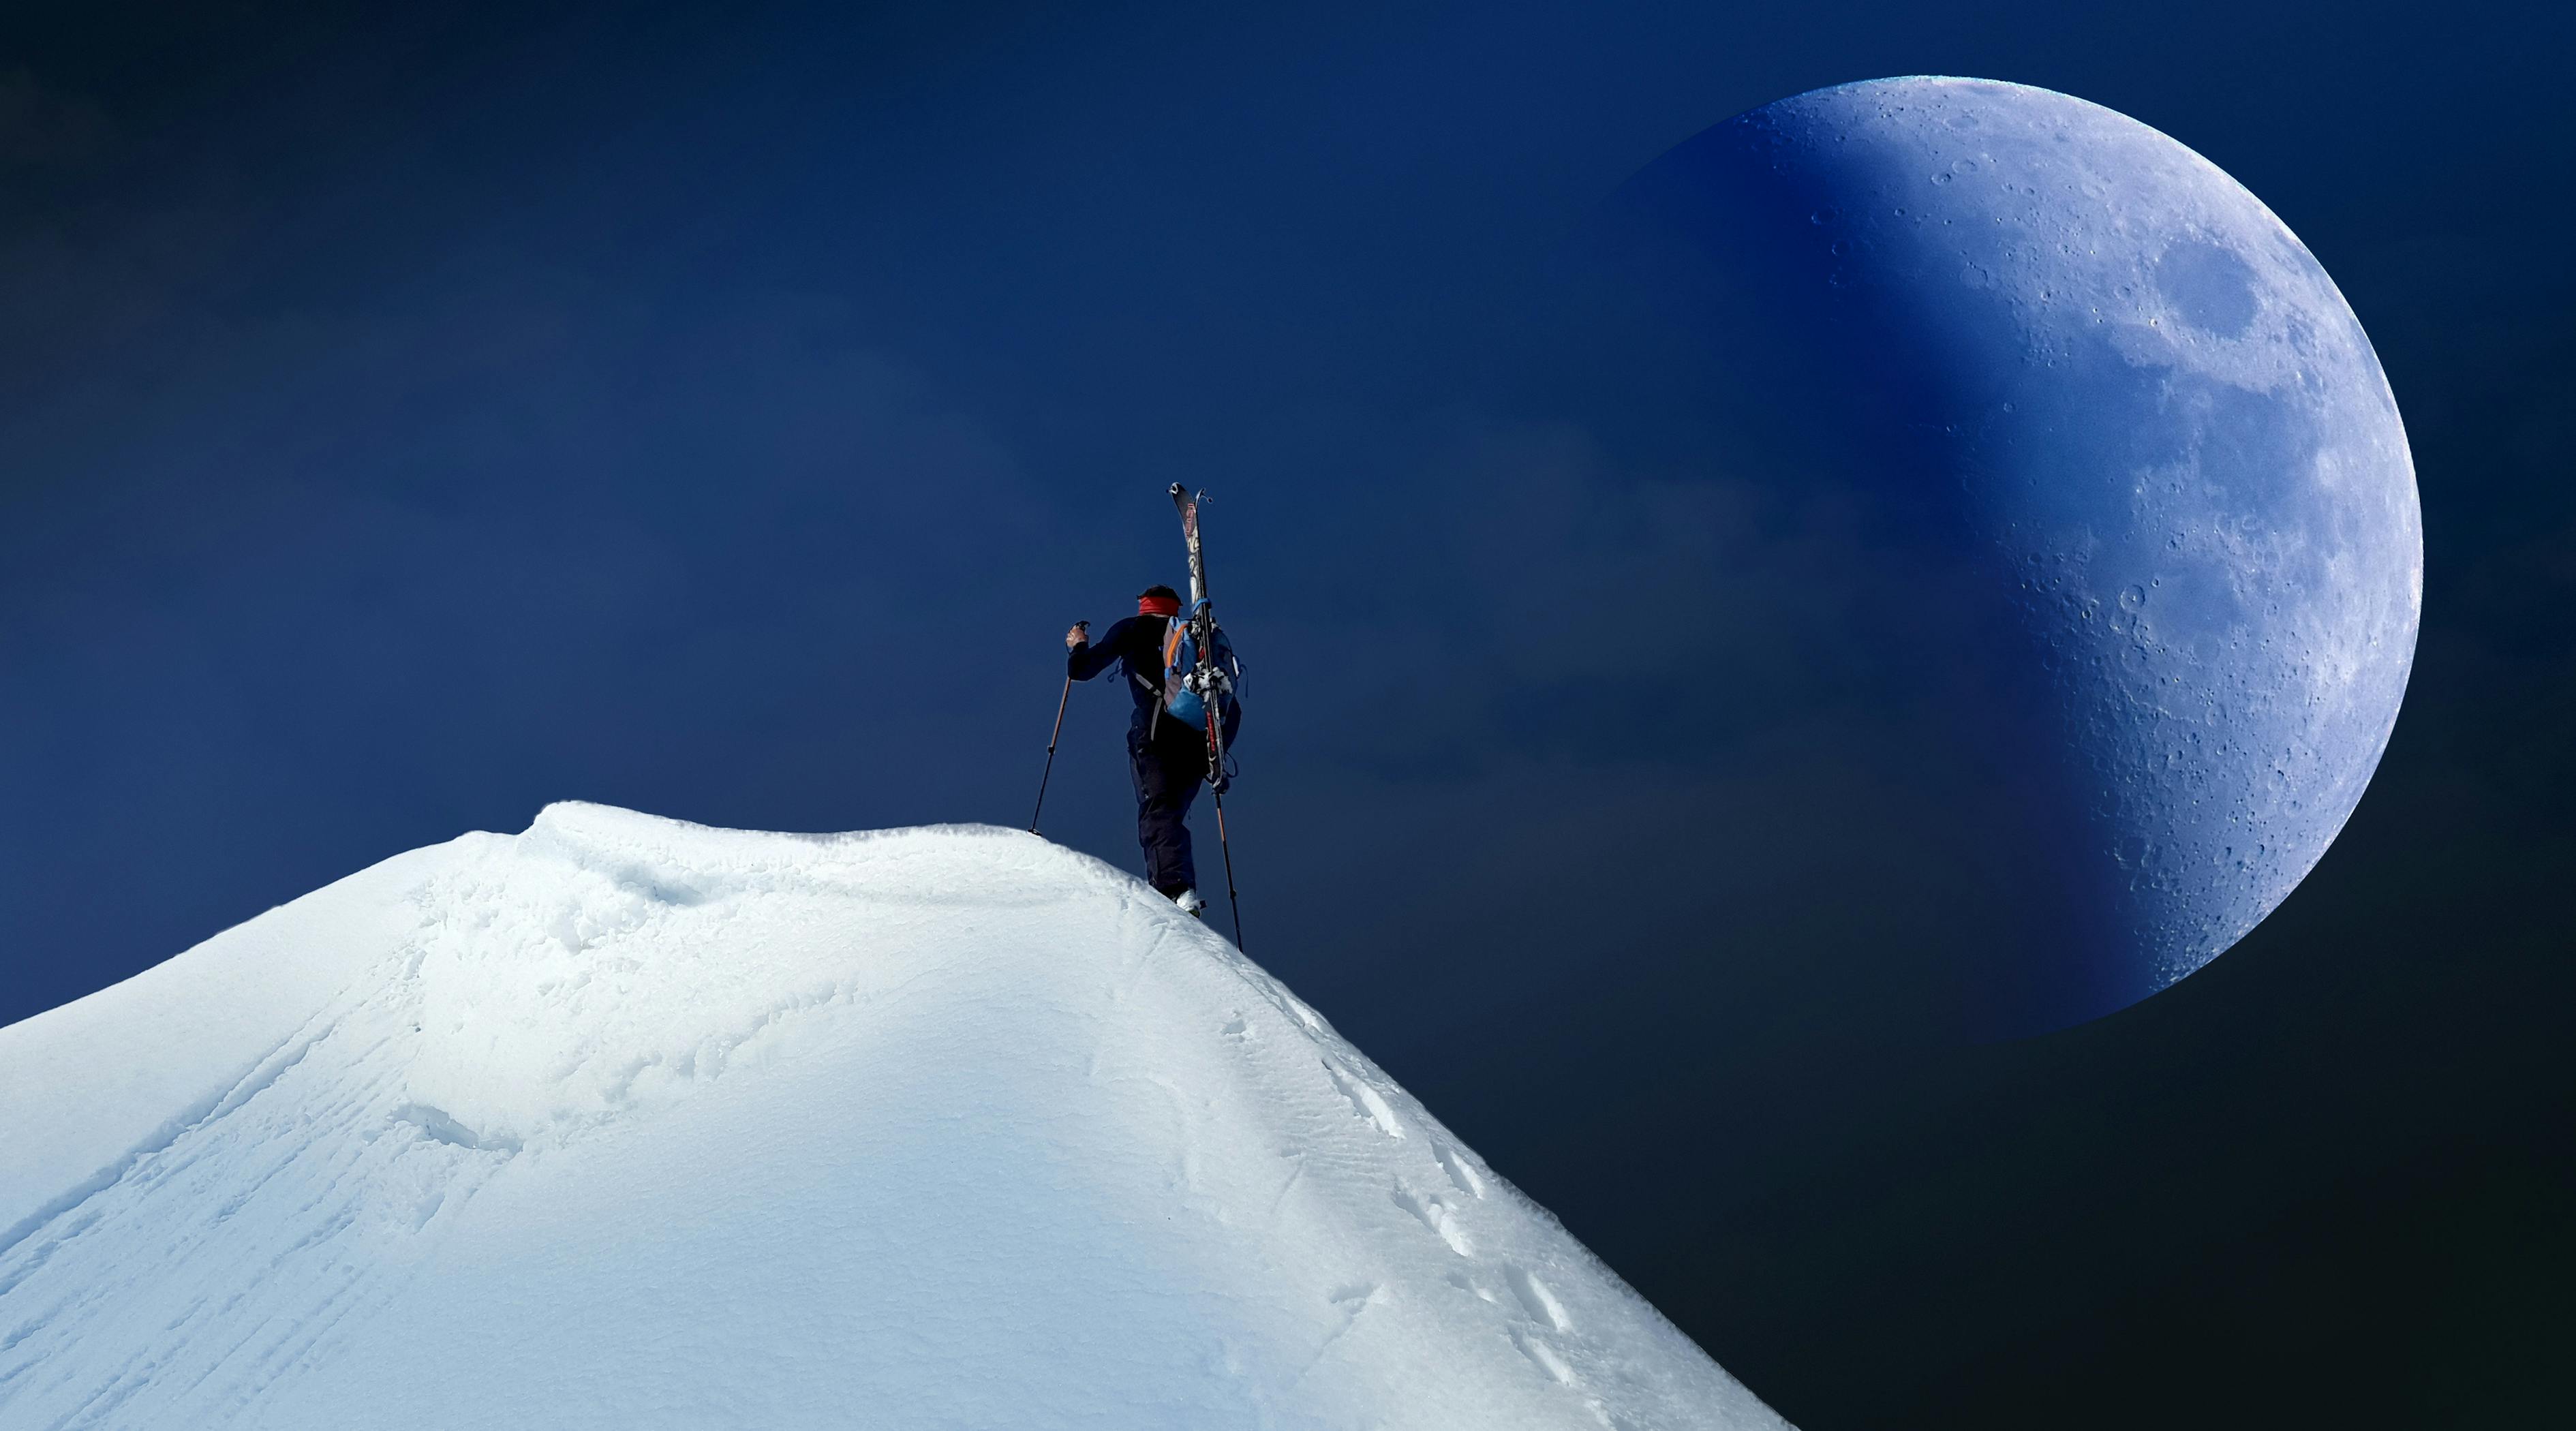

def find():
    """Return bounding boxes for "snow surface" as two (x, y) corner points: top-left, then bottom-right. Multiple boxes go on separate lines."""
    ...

(0, 803), (1785, 1430)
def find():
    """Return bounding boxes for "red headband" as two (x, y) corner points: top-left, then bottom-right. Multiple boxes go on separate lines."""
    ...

(1137, 593), (1181, 617)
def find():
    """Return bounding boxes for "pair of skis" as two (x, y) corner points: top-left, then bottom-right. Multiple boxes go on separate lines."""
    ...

(1169, 484), (1244, 949)
(1169, 484), (1230, 795)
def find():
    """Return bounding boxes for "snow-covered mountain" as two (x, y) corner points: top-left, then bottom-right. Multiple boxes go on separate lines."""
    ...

(0, 803), (1785, 1429)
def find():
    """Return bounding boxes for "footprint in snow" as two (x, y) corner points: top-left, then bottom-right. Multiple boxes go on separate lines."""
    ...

(1505, 1263), (1571, 1332)
(1391, 1182), (1473, 1257)
(1321, 1060), (1402, 1139)
(1514, 1327), (1578, 1387)
(1432, 1141), (1486, 1199)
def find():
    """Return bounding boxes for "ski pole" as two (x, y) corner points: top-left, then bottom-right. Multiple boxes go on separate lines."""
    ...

(1212, 788), (1244, 950)
(1029, 673), (1074, 834)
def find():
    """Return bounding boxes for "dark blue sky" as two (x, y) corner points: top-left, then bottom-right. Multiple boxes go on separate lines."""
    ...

(5, 3), (2570, 1425)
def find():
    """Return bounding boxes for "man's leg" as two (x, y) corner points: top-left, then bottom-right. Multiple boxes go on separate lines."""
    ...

(1130, 728), (1201, 897)
(1155, 734), (1202, 895)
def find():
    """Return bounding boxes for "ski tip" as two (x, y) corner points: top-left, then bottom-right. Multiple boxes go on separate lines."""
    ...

(1168, 482), (1187, 502)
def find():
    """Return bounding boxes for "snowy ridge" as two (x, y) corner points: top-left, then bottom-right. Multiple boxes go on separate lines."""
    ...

(0, 803), (1785, 1429)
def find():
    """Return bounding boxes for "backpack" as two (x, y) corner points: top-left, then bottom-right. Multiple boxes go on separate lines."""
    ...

(1158, 605), (1243, 739)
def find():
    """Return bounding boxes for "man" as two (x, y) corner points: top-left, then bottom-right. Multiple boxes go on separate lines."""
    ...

(1066, 585), (1211, 916)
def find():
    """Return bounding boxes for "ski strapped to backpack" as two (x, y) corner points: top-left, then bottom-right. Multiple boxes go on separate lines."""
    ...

(1167, 484), (1242, 792)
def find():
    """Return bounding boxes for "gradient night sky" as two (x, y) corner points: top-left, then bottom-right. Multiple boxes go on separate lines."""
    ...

(4, 3), (2569, 1426)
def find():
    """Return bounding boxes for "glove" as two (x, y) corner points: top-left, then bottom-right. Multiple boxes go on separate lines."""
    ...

(1064, 621), (1090, 650)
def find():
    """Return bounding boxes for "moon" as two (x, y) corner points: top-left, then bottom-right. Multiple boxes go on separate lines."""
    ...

(1576, 77), (2421, 1034)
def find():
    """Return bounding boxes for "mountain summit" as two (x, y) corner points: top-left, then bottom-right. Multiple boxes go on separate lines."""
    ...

(0, 803), (1784, 1429)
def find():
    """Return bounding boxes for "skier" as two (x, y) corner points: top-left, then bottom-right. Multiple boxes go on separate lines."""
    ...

(1066, 585), (1214, 916)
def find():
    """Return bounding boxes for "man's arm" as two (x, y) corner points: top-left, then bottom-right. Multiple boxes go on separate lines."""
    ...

(1067, 616), (1134, 680)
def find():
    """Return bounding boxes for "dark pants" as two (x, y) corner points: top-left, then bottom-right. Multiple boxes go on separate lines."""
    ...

(1129, 722), (1207, 897)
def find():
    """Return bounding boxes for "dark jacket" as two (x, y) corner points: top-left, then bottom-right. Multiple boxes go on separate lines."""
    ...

(1068, 615), (1176, 733)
